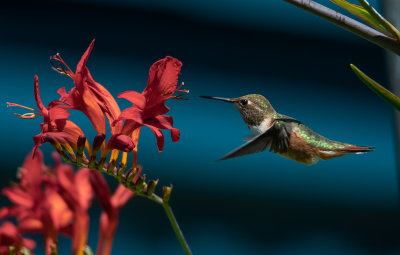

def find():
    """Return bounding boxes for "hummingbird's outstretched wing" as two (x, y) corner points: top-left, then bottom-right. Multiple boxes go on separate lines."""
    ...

(219, 119), (294, 160)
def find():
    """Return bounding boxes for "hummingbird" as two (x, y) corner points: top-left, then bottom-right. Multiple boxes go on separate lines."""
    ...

(200, 94), (373, 165)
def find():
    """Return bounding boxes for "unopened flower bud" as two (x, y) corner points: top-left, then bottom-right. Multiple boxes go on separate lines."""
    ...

(76, 135), (87, 166)
(126, 166), (142, 184)
(89, 134), (105, 168)
(77, 135), (87, 152)
(106, 134), (135, 152)
(92, 134), (106, 153)
(135, 175), (146, 191)
(162, 185), (173, 203)
(146, 179), (159, 196)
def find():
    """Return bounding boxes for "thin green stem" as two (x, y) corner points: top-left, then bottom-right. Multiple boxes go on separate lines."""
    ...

(162, 203), (192, 255)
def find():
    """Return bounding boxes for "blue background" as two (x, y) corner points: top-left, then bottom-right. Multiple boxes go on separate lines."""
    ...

(1, 0), (400, 254)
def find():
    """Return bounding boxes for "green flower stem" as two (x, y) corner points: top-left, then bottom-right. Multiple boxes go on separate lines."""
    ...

(111, 172), (192, 255)
(162, 202), (192, 255)
(282, 0), (400, 55)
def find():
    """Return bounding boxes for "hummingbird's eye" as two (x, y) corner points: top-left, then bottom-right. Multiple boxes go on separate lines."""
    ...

(240, 99), (248, 106)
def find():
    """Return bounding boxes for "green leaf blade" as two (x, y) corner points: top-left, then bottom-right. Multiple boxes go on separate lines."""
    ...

(330, 0), (394, 37)
(350, 64), (400, 111)
(357, 0), (400, 40)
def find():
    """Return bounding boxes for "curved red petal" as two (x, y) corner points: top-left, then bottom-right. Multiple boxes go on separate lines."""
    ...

(171, 128), (180, 142)
(89, 171), (113, 214)
(48, 106), (70, 121)
(85, 71), (122, 134)
(0, 221), (18, 236)
(111, 185), (134, 209)
(116, 107), (144, 125)
(147, 115), (173, 129)
(0, 206), (23, 219)
(41, 120), (85, 150)
(22, 237), (37, 250)
(141, 57), (182, 118)
(118, 91), (146, 109)
(58, 84), (106, 134)
(55, 164), (75, 193)
(75, 169), (93, 210)
(2, 187), (33, 208)
(18, 218), (44, 233)
(57, 87), (68, 97)
(144, 56), (182, 97)
(45, 188), (74, 230)
(142, 102), (170, 119)
(76, 40), (95, 77)
(145, 124), (164, 152)
(34, 75), (48, 115)
(81, 89), (107, 134)
(21, 149), (44, 192)
(32, 135), (44, 156)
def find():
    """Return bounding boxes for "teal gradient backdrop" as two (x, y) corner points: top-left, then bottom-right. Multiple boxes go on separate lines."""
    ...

(1, 0), (399, 254)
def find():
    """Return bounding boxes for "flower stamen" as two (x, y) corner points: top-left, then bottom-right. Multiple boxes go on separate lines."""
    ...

(7, 102), (41, 112)
(12, 113), (38, 119)
(50, 53), (74, 78)
(162, 82), (189, 100)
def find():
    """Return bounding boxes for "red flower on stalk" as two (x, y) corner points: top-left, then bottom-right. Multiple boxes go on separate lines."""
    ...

(0, 150), (74, 254)
(52, 153), (93, 255)
(52, 40), (126, 142)
(7, 76), (88, 156)
(0, 222), (36, 254)
(89, 171), (139, 255)
(116, 56), (188, 152)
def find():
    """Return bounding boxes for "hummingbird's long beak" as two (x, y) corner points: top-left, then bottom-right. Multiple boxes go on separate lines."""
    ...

(200, 96), (233, 103)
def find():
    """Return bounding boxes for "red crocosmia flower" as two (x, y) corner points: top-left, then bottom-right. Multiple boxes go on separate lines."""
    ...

(51, 40), (133, 154)
(115, 56), (187, 153)
(7, 75), (89, 157)
(53, 153), (93, 255)
(0, 150), (73, 255)
(52, 40), (123, 137)
(90, 171), (135, 255)
(0, 221), (36, 254)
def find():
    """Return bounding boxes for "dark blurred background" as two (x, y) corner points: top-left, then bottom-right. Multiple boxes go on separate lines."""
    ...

(1, 0), (400, 254)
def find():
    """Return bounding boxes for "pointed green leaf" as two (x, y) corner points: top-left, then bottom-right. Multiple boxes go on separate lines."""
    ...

(330, 0), (394, 37)
(350, 64), (400, 111)
(357, 0), (400, 40)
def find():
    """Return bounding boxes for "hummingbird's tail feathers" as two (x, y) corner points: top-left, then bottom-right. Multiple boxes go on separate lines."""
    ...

(318, 145), (374, 160)
(339, 145), (375, 154)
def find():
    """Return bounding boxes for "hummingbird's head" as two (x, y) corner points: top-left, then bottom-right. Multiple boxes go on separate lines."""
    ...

(200, 94), (276, 126)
